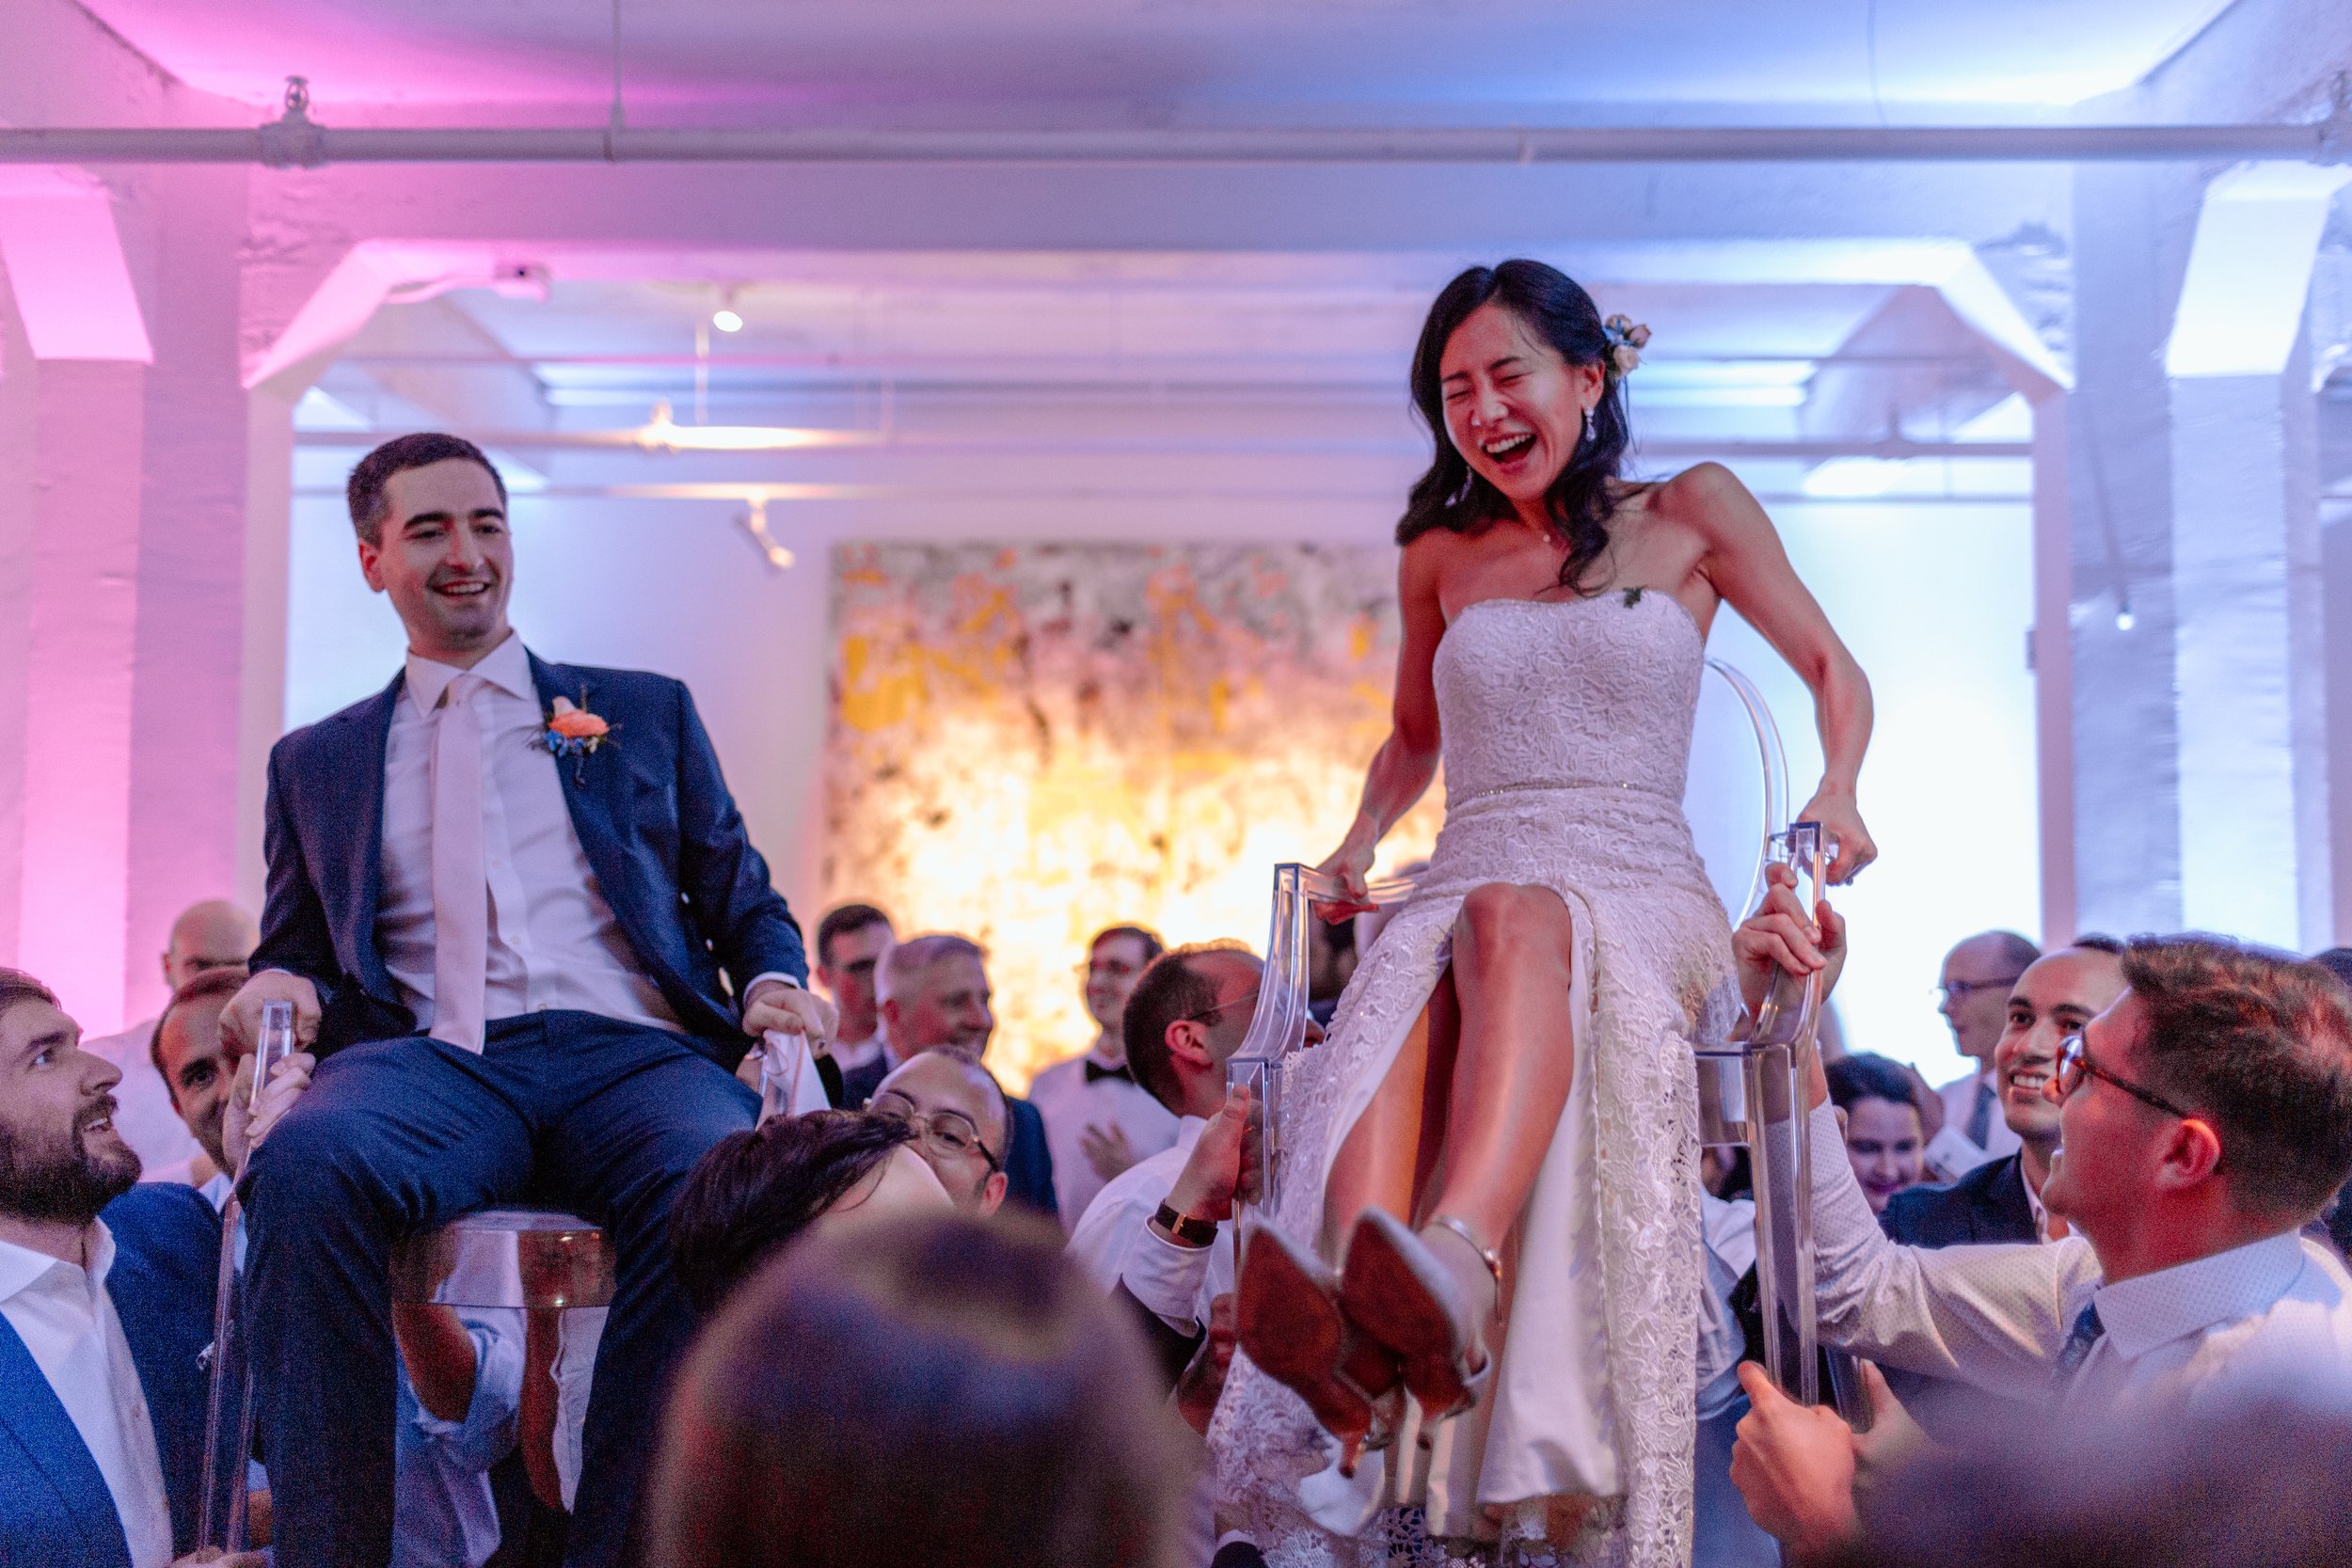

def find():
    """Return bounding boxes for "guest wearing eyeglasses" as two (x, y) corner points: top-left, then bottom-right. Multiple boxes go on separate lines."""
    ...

(1928, 930), (2041, 1173)
(1728, 923), (2352, 1560)
(815, 905), (898, 1110)
(876, 934), (1057, 1218)
(867, 1050), (1009, 1215)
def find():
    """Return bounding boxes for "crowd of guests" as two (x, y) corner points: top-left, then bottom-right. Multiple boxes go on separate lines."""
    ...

(9, 884), (2352, 1568)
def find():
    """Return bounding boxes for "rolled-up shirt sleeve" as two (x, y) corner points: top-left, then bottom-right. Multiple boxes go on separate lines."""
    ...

(1120, 1225), (1218, 1336)
(409, 1309), (524, 1473)
(1804, 1103), (2086, 1400)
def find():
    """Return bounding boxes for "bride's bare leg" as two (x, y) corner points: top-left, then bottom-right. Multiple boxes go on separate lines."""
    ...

(1322, 968), (1459, 1259)
(1425, 882), (1579, 1247)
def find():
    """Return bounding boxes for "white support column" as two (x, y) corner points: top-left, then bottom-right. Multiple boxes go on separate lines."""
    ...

(2164, 164), (2344, 949)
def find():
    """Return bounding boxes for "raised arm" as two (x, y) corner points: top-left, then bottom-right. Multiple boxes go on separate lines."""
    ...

(1317, 542), (1448, 913)
(1670, 463), (1876, 884)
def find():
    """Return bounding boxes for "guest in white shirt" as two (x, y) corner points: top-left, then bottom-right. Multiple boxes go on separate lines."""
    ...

(1032, 924), (1180, 1228)
(1728, 919), (2352, 1555)
(1926, 929), (2038, 1175)
(1068, 941), (1319, 1418)
(0, 966), (258, 1568)
(813, 904), (898, 1109)
(78, 900), (258, 1180)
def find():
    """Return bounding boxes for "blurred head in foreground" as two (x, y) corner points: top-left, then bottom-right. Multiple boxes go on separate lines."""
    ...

(1831, 1393), (2352, 1568)
(646, 1211), (1188, 1568)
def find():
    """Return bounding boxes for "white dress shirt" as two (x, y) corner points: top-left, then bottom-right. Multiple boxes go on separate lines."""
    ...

(1804, 1103), (2352, 1416)
(1030, 1048), (1182, 1232)
(1067, 1116), (1229, 1333)
(0, 1224), (174, 1568)
(79, 1020), (201, 1178)
(376, 636), (684, 1036)
(831, 1022), (891, 1076)
(1931, 1066), (2024, 1171)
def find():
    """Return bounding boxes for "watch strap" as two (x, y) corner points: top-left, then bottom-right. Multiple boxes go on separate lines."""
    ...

(1152, 1201), (1219, 1248)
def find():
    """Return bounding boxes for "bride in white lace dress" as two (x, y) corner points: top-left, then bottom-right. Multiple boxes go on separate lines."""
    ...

(1211, 261), (1875, 1568)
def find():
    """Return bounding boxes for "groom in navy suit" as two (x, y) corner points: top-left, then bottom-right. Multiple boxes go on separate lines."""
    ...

(223, 433), (833, 1568)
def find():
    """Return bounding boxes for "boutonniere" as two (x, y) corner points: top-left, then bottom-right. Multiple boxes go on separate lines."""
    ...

(533, 693), (615, 784)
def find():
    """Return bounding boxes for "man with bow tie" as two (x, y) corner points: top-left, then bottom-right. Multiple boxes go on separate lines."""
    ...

(1031, 925), (1179, 1228)
(219, 434), (831, 1568)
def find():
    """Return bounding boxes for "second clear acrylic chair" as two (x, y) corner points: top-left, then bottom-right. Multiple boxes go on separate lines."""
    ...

(1224, 656), (1853, 1414)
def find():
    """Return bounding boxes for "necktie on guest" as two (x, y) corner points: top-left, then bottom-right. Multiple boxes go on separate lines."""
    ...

(429, 673), (490, 1053)
(2053, 1301), (2105, 1392)
(1965, 1075), (1996, 1148)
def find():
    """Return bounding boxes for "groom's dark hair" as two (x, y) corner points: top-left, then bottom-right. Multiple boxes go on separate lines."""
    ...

(346, 432), (508, 546)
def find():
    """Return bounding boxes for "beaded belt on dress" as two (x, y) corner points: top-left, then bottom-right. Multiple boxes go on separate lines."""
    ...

(1451, 777), (1676, 806)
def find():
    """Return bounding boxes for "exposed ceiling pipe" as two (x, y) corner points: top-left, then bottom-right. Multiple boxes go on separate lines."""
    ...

(290, 429), (2030, 461)
(4, 80), (2347, 166)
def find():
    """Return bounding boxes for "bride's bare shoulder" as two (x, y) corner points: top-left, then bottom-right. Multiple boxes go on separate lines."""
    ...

(1645, 462), (1773, 539)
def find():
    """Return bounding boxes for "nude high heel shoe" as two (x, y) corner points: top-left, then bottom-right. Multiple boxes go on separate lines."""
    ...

(1337, 1209), (1499, 1419)
(1235, 1218), (1404, 1476)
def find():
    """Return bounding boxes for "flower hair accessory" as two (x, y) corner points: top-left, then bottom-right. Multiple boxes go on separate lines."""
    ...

(533, 692), (615, 784)
(1602, 314), (1652, 378)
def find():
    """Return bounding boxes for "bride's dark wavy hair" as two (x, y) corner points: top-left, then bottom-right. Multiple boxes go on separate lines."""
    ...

(1396, 260), (1631, 594)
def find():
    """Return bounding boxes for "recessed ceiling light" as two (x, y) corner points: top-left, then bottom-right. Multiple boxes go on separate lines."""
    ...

(711, 308), (744, 333)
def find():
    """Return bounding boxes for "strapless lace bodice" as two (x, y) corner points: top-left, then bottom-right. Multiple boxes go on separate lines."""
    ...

(1434, 594), (1702, 804)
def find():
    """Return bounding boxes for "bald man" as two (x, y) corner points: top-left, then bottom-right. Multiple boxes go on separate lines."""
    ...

(1929, 928), (2040, 1173)
(80, 899), (261, 1178)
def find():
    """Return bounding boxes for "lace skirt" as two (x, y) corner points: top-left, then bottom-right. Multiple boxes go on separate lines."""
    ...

(1209, 785), (1736, 1568)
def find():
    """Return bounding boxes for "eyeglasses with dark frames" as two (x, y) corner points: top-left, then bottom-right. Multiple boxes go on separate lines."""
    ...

(2053, 1031), (2196, 1120)
(1179, 987), (1262, 1027)
(868, 1093), (1002, 1174)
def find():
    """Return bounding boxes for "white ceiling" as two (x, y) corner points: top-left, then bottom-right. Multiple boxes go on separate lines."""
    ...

(78, 0), (2238, 116)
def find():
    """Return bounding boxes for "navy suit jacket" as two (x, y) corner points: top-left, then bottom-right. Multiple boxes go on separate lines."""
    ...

(0, 1183), (222, 1568)
(1880, 1153), (2038, 1249)
(252, 652), (806, 1072)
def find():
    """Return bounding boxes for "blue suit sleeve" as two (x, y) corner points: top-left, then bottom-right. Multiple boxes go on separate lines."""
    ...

(670, 683), (807, 994)
(247, 738), (341, 1009)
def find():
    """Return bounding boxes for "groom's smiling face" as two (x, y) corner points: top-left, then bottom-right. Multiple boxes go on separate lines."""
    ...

(359, 457), (515, 665)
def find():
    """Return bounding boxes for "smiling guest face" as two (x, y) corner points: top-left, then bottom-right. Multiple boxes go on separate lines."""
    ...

(1994, 948), (2127, 1148)
(1842, 1097), (1925, 1214)
(1438, 302), (1605, 515)
(358, 458), (515, 667)
(0, 998), (139, 1225)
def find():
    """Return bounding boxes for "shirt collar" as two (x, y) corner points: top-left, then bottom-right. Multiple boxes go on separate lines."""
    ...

(0, 1219), (113, 1307)
(1172, 1116), (1208, 1155)
(2022, 1162), (2051, 1243)
(2091, 1228), (2309, 1360)
(404, 632), (533, 716)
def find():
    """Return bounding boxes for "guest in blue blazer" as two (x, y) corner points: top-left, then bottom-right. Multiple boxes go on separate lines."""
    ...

(219, 434), (834, 1568)
(0, 967), (242, 1568)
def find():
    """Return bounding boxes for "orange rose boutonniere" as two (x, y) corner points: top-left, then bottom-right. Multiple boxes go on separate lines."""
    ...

(534, 693), (615, 783)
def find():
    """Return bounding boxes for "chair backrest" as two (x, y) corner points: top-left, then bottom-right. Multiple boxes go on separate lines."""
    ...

(1225, 657), (1803, 1217)
(389, 1209), (616, 1311)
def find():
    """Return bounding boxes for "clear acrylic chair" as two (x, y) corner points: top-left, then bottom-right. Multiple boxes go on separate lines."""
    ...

(197, 1007), (618, 1549)
(1224, 656), (1855, 1414)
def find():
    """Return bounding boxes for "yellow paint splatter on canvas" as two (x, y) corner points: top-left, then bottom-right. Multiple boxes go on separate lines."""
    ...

(825, 543), (1443, 1090)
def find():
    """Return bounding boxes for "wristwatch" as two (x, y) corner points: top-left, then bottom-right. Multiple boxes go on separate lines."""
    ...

(1152, 1201), (1219, 1249)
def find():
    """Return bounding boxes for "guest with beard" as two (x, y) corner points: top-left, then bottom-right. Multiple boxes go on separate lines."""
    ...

(0, 967), (254, 1568)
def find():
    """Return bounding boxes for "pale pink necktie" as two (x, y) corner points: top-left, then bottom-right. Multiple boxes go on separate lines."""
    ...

(428, 673), (489, 1053)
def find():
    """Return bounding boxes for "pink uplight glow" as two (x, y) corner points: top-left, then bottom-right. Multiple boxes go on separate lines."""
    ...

(0, 179), (154, 363)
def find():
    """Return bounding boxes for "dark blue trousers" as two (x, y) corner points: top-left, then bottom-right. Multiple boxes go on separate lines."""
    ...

(244, 1011), (755, 1568)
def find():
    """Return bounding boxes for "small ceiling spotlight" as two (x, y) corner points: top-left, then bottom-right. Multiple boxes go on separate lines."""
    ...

(711, 287), (744, 333)
(2115, 601), (2137, 632)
